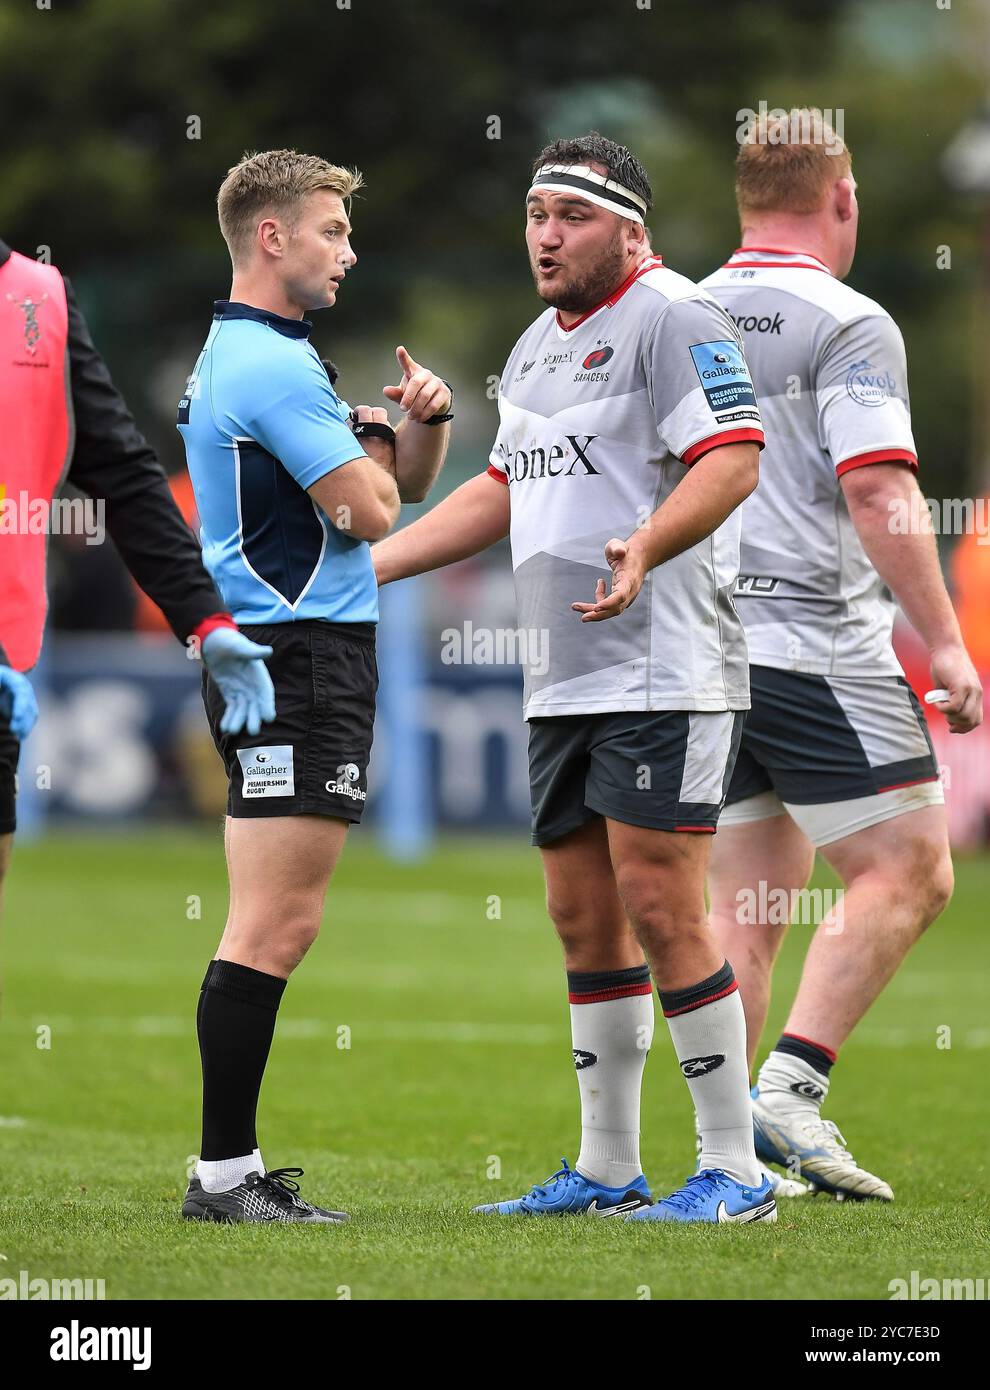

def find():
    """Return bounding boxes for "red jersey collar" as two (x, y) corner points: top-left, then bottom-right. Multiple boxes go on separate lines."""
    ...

(724, 246), (831, 274)
(555, 254), (664, 332)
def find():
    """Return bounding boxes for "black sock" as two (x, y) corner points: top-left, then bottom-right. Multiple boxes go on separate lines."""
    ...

(774, 1031), (835, 1078)
(196, 958), (218, 1038)
(197, 958), (286, 1161)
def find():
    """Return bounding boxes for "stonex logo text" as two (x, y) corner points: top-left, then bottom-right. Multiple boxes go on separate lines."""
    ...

(50, 1320), (151, 1370)
(496, 436), (600, 482)
(541, 349), (575, 373)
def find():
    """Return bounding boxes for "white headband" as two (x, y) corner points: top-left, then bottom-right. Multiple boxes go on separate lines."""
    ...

(527, 163), (648, 225)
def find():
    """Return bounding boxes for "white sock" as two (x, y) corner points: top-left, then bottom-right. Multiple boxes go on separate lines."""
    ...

(661, 963), (762, 1188)
(568, 966), (654, 1189)
(757, 1049), (831, 1115)
(197, 1147), (264, 1193)
(693, 1110), (780, 1188)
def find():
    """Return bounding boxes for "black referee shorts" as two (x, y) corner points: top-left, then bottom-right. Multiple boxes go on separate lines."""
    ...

(203, 619), (378, 822)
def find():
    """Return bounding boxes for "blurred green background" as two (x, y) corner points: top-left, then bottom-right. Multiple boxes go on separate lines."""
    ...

(2, 0), (988, 496)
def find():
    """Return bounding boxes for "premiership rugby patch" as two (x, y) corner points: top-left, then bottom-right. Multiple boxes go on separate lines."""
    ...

(236, 745), (295, 798)
(689, 339), (758, 416)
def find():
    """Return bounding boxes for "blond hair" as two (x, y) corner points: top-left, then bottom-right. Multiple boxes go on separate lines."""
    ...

(735, 109), (851, 217)
(217, 149), (364, 263)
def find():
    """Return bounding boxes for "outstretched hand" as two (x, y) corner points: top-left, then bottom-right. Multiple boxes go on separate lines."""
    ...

(382, 346), (450, 423)
(571, 538), (646, 622)
(201, 629), (276, 736)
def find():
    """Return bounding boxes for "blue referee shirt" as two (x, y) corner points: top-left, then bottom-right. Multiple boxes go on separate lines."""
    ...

(177, 300), (377, 625)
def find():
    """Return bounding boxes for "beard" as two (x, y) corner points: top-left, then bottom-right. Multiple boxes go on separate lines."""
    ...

(531, 228), (630, 313)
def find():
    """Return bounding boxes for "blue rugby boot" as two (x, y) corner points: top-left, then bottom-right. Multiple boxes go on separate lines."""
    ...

(472, 1158), (651, 1217)
(626, 1168), (776, 1224)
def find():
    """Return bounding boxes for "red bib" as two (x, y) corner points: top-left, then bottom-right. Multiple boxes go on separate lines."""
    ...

(0, 252), (71, 671)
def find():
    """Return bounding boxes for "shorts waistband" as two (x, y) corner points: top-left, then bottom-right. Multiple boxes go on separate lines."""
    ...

(241, 619), (377, 646)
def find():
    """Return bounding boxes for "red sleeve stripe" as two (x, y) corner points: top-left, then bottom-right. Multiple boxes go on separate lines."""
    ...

(835, 449), (918, 477)
(681, 428), (765, 467)
(487, 463), (509, 485)
(568, 982), (654, 1005)
(662, 980), (738, 1018)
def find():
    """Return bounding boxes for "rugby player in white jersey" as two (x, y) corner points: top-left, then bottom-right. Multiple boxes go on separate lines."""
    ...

(698, 109), (982, 1201)
(374, 133), (777, 1224)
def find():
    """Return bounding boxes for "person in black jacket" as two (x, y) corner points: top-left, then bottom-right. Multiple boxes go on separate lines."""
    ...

(0, 237), (275, 900)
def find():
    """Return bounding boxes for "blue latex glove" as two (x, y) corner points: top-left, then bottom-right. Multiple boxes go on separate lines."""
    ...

(0, 666), (39, 741)
(201, 629), (276, 736)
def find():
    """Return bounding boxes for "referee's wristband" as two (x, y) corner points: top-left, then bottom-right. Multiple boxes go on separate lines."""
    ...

(350, 415), (397, 445)
(425, 379), (454, 426)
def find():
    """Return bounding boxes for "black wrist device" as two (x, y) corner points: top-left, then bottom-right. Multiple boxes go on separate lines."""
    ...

(425, 379), (454, 426)
(349, 413), (397, 445)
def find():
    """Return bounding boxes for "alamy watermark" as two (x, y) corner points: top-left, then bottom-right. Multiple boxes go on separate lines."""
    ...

(736, 882), (844, 934)
(889, 1270), (989, 1300)
(0, 491), (105, 544)
(440, 621), (549, 676)
(50, 1320), (150, 1370)
(735, 103), (845, 151)
(0, 1267), (106, 1299)
(888, 493), (990, 545)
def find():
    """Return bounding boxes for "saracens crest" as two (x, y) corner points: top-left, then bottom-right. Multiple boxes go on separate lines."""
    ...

(5, 291), (48, 355)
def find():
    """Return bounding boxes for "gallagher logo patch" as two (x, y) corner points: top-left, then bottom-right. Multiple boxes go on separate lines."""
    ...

(689, 340), (756, 413)
(236, 745), (295, 798)
(582, 346), (614, 370)
(680, 1054), (725, 1078)
(573, 1048), (598, 1070)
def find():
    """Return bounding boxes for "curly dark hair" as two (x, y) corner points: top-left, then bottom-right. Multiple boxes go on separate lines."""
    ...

(530, 132), (653, 213)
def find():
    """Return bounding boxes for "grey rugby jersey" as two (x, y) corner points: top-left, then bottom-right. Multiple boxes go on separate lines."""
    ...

(701, 247), (918, 677)
(487, 255), (764, 719)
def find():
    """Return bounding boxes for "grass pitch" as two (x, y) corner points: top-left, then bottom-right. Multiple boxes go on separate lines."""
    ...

(1, 830), (987, 1300)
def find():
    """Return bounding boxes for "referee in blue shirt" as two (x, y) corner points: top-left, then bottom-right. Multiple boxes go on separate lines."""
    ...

(177, 149), (451, 1223)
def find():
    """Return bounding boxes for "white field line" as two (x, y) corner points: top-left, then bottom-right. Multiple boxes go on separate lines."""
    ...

(12, 1018), (990, 1049)
(22, 1016), (559, 1045)
(328, 890), (543, 923)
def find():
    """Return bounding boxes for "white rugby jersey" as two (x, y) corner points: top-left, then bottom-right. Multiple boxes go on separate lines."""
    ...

(487, 255), (765, 719)
(701, 247), (918, 677)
